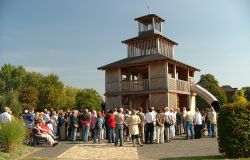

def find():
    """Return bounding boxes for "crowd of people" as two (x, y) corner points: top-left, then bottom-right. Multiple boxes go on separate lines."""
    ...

(15, 106), (218, 147)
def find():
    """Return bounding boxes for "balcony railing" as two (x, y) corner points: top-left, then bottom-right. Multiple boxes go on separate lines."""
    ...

(121, 79), (149, 92)
(106, 78), (190, 94)
(168, 78), (190, 93)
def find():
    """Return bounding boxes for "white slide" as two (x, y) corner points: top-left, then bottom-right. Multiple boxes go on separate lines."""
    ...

(191, 84), (220, 111)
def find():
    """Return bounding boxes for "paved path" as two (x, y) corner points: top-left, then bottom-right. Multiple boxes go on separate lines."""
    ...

(23, 135), (222, 160)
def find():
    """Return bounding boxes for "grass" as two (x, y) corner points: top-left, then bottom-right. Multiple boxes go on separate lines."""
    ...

(0, 145), (34, 160)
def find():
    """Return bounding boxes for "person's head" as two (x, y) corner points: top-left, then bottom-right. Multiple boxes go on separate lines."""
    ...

(109, 110), (114, 114)
(151, 107), (154, 111)
(118, 108), (123, 113)
(97, 112), (102, 118)
(158, 108), (163, 113)
(131, 109), (136, 115)
(92, 110), (96, 115)
(210, 107), (215, 112)
(138, 107), (143, 113)
(125, 109), (130, 114)
(176, 108), (180, 112)
(4, 107), (10, 113)
(164, 107), (169, 112)
(149, 107), (153, 112)
(114, 108), (117, 112)
(195, 107), (199, 112)
(183, 107), (186, 111)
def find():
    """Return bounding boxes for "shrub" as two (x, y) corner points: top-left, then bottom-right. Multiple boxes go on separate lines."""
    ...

(0, 119), (27, 152)
(218, 103), (250, 158)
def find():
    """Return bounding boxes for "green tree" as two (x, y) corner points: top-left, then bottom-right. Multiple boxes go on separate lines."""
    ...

(63, 86), (78, 110)
(231, 89), (249, 107)
(242, 87), (250, 101)
(38, 74), (65, 111)
(0, 64), (26, 94)
(196, 74), (227, 110)
(76, 88), (102, 111)
(19, 86), (39, 110)
(0, 91), (21, 116)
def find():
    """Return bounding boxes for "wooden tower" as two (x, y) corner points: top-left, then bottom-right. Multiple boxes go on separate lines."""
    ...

(98, 13), (200, 111)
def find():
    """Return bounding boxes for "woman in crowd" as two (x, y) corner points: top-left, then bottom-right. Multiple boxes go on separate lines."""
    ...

(155, 109), (165, 144)
(208, 107), (217, 138)
(95, 112), (104, 144)
(129, 109), (143, 147)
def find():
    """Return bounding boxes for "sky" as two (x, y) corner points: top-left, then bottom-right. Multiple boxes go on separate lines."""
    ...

(0, 0), (250, 97)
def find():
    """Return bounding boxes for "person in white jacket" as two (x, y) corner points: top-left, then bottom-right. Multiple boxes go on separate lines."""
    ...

(194, 107), (203, 139)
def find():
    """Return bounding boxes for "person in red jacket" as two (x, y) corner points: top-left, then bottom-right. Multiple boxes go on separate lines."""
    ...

(107, 110), (115, 143)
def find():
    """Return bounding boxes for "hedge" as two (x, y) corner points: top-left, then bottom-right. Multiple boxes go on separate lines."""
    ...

(218, 104), (250, 158)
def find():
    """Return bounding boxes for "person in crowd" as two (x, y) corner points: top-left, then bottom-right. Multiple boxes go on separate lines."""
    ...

(46, 120), (54, 133)
(50, 111), (58, 136)
(43, 109), (50, 124)
(204, 108), (211, 137)
(0, 107), (12, 124)
(114, 108), (124, 146)
(124, 109), (131, 142)
(155, 108), (165, 144)
(151, 107), (157, 141)
(164, 107), (173, 142)
(184, 108), (194, 140)
(194, 107), (203, 139)
(182, 107), (187, 134)
(81, 109), (91, 142)
(145, 107), (155, 144)
(69, 110), (79, 141)
(95, 112), (104, 144)
(176, 108), (182, 135)
(129, 109), (143, 147)
(57, 112), (67, 140)
(107, 110), (115, 143)
(137, 107), (145, 142)
(104, 110), (110, 142)
(90, 110), (97, 141)
(32, 120), (58, 147)
(208, 107), (217, 138)
(101, 110), (106, 139)
(170, 109), (176, 139)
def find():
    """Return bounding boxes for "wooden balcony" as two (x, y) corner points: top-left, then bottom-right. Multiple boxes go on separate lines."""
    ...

(105, 78), (191, 95)
(168, 78), (190, 93)
(121, 79), (149, 92)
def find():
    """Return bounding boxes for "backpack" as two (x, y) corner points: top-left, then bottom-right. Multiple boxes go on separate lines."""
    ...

(164, 115), (173, 127)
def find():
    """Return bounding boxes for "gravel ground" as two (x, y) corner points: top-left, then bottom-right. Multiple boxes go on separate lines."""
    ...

(23, 135), (222, 160)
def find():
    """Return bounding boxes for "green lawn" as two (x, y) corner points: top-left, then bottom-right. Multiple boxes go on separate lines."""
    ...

(0, 145), (34, 160)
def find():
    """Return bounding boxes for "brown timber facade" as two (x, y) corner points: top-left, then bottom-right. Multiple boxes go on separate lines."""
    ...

(98, 14), (200, 111)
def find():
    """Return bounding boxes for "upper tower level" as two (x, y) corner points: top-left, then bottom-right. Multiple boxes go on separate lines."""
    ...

(135, 14), (165, 36)
(122, 14), (178, 59)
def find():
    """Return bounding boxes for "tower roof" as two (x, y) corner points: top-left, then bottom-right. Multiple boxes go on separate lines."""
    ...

(98, 54), (200, 71)
(134, 14), (165, 24)
(122, 33), (178, 45)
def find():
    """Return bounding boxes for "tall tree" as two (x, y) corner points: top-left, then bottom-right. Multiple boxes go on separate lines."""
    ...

(242, 87), (250, 101)
(63, 86), (78, 110)
(196, 74), (227, 110)
(19, 86), (39, 110)
(0, 64), (26, 94)
(76, 88), (102, 111)
(38, 74), (65, 111)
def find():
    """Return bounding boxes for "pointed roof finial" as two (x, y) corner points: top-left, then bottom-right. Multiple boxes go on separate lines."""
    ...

(148, 4), (151, 14)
